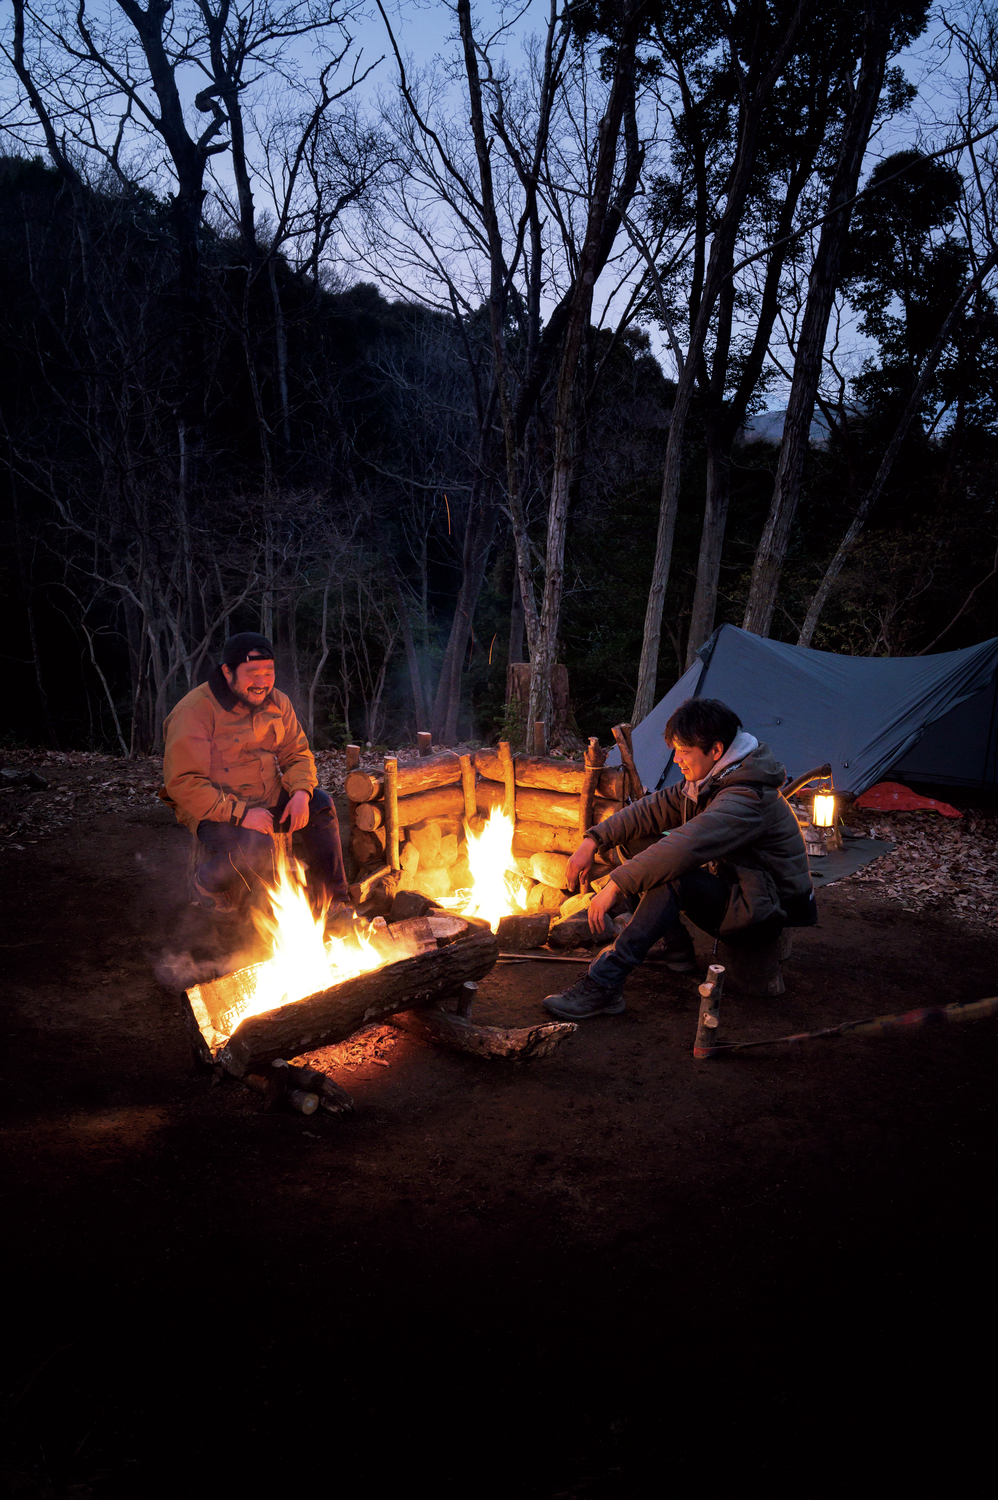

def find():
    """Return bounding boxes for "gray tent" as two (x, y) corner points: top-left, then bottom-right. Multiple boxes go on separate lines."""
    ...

(607, 625), (998, 795)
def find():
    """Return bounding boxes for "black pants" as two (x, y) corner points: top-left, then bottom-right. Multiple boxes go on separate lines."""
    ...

(588, 863), (788, 988)
(196, 787), (348, 904)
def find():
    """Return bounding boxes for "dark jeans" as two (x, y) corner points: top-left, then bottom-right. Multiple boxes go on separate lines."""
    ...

(589, 868), (731, 988)
(196, 787), (348, 904)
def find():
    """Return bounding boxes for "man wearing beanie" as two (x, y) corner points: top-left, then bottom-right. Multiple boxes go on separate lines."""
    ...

(161, 632), (349, 918)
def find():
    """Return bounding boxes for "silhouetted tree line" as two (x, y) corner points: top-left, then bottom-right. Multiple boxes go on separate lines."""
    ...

(2, 0), (997, 755)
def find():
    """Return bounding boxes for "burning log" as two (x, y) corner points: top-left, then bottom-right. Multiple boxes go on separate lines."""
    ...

(184, 922), (499, 1077)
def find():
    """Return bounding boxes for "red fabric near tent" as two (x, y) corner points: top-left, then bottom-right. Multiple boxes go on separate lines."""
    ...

(855, 781), (962, 817)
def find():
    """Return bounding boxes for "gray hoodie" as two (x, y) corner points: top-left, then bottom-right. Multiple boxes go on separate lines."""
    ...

(586, 737), (813, 935)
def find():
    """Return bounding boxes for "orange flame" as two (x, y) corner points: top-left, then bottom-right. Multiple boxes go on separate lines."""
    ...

(439, 806), (528, 932)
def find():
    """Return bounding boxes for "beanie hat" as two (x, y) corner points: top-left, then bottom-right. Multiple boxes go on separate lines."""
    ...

(222, 631), (274, 667)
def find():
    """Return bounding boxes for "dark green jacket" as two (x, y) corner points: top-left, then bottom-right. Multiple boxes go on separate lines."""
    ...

(586, 737), (813, 935)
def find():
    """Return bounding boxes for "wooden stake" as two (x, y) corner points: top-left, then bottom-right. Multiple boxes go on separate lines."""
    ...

(579, 736), (605, 841)
(498, 740), (515, 822)
(459, 753), (477, 822)
(612, 724), (643, 802)
(693, 965), (725, 1059)
(345, 744), (361, 772)
(533, 720), (546, 755)
(417, 731), (433, 757)
(384, 757), (400, 871)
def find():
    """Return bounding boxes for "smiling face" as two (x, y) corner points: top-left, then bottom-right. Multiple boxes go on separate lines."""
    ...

(222, 655), (275, 708)
(671, 737), (725, 785)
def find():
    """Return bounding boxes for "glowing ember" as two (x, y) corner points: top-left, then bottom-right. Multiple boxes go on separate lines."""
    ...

(440, 806), (528, 932)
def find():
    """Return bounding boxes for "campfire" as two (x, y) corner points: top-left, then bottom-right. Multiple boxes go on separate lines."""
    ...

(438, 806), (529, 931)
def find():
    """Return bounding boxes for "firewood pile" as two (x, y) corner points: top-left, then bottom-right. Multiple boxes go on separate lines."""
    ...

(341, 734), (635, 938)
(844, 809), (998, 928)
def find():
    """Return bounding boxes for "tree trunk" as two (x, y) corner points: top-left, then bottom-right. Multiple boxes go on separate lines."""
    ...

(742, 13), (892, 638)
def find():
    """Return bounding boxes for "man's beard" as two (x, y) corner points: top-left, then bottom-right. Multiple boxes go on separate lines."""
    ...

(232, 683), (272, 708)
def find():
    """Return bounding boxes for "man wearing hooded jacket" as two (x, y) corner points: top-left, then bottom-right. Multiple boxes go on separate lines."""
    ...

(161, 631), (348, 917)
(542, 698), (815, 1021)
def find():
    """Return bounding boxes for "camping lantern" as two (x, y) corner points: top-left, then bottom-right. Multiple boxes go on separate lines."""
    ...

(813, 790), (836, 827)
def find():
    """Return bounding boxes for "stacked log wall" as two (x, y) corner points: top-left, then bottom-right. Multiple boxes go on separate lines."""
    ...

(343, 739), (625, 908)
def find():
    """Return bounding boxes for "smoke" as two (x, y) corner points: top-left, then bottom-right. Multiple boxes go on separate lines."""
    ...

(154, 943), (259, 991)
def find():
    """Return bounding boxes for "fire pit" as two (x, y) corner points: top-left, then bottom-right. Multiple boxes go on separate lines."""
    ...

(182, 844), (500, 1076)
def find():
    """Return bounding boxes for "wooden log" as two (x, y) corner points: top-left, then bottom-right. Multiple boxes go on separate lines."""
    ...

(693, 965), (725, 1059)
(459, 753), (477, 821)
(345, 744), (361, 772)
(579, 736), (604, 839)
(396, 1003), (576, 1061)
(533, 720), (545, 755)
(346, 769), (383, 803)
(512, 822), (580, 855)
(185, 926), (499, 1076)
(417, 731), (433, 757)
(498, 740), (515, 820)
(384, 759), (400, 870)
(397, 783), (466, 827)
(354, 802), (383, 832)
(612, 723), (644, 801)
(396, 751), (462, 796)
(348, 862), (391, 905)
(351, 828), (386, 864)
(495, 912), (551, 950)
(476, 777), (617, 826)
(474, 748), (622, 799)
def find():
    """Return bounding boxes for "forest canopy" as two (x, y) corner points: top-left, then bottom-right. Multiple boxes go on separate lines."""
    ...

(2, 0), (997, 755)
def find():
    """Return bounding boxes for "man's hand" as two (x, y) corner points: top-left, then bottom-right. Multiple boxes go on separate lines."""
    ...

(588, 880), (618, 935)
(242, 806), (274, 835)
(565, 837), (598, 892)
(279, 789), (311, 833)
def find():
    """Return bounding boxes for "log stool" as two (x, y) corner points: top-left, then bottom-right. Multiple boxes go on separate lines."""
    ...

(716, 931), (792, 997)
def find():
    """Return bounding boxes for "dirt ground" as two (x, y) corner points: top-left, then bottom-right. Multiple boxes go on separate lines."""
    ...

(2, 760), (997, 1497)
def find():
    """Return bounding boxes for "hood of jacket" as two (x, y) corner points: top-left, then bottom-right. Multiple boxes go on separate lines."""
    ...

(683, 732), (786, 804)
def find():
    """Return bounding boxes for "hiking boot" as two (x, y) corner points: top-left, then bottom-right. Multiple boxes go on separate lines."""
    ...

(191, 873), (244, 920)
(649, 932), (696, 972)
(542, 973), (625, 1020)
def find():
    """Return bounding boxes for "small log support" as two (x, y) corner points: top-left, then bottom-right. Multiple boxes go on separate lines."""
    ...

(417, 731), (433, 757)
(533, 720), (546, 755)
(345, 745), (361, 772)
(346, 769), (382, 803)
(384, 757), (400, 871)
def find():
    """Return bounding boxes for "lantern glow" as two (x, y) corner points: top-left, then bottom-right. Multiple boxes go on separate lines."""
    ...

(813, 792), (836, 827)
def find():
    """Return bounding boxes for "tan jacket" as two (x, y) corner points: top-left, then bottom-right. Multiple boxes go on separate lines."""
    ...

(161, 667), (316, 831)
